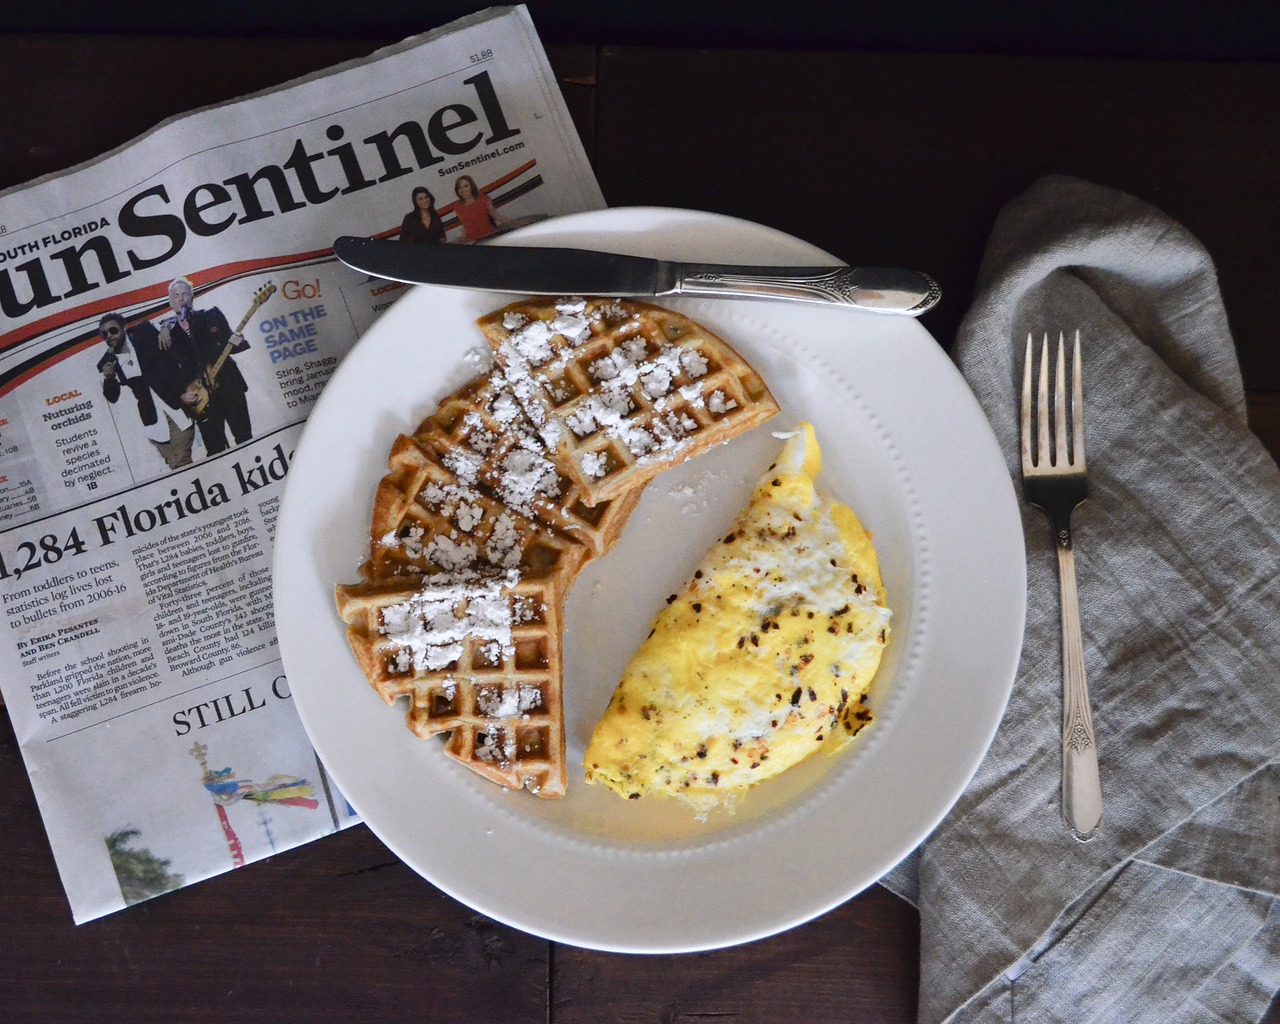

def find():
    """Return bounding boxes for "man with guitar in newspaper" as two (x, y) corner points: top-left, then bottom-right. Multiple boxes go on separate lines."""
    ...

(97, 312), (198, 470)
(161, 277), (258, 456)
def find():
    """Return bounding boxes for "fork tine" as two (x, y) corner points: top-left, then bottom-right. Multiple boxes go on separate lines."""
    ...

(1021, 333), (1034, 470)
(1054, 331), (1069, 468)
(1071, 329), (1086, 468)
(1037, 333), (1051, 469)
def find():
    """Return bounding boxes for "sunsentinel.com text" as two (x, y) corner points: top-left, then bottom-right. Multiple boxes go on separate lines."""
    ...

(438, 140), (527, 176)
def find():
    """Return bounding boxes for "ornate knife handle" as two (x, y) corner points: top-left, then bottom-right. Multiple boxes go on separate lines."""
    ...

(674, 266), (941, 314)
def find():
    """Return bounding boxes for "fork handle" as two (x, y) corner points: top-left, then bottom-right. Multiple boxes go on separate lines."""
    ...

(1056, 538), (1103, 842)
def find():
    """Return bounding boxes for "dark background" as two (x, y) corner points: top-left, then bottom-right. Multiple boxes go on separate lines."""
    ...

(3, 8), (1278, 1023)
(4, 1), (1280, 62)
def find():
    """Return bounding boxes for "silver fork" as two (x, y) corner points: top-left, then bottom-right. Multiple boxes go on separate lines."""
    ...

(1020, 330), (1103, 842)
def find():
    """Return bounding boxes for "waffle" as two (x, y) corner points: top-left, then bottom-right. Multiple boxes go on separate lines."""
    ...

(336, 295), (778, 800)
(413, 370), (642, 556)
(366, 432), (588, 584)
(334, 570), (567, 797)
(478, 297), (779, 507)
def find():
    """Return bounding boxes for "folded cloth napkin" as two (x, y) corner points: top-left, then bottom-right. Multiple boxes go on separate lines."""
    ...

(881, 175), (1280, 1024)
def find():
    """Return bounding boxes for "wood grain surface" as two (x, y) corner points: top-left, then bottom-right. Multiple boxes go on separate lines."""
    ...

(0, 32), (1276, 1024)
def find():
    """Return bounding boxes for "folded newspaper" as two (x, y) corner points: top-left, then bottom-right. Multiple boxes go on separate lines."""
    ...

(0, 5), (605, 923)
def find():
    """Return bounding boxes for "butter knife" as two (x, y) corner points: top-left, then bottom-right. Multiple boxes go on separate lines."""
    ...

(333, 236), (940, 316)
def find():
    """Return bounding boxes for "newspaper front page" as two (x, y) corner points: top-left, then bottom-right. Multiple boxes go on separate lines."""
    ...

(0, 5), (605, 923)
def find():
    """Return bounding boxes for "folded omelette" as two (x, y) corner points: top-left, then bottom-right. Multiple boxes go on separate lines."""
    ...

(583, 422), (891, 814)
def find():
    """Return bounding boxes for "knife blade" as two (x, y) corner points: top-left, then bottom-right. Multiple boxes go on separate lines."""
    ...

(332, 236), (940, 316)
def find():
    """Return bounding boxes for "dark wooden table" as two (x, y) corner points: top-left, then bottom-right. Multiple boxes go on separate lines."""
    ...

(2, 32), (1278, 1024)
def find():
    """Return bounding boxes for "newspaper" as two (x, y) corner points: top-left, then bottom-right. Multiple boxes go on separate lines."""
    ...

(0, 5), (604, 923)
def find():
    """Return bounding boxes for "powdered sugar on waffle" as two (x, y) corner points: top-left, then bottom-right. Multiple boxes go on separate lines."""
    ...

(493, 299), (729, 471)
(376, 478), (526, 571)
(380, 568), (518, 672)
(437, 382), (564, 519)
(573, 339), (706, 456)
(477, 684), (543, 718)
(501, 301), (591, 364)
(492, 352), (568, 451)
(475, 683), (544, 769)
(476, 728), (517, 765)
(380, 524), (427, 563)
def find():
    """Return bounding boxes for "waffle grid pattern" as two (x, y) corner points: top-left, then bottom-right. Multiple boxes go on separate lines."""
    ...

(335, 296), (777, 799)
(335, 573), (567, 796)
(479, 298), (779, 506)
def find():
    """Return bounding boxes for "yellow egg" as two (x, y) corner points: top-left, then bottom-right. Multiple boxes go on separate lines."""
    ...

(583, 423), (891, 814)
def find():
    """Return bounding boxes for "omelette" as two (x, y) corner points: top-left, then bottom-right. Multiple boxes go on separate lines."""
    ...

(583, 423), (891, 814)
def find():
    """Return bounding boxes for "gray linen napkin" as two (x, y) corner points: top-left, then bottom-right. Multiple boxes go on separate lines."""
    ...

(880, 175), (1280, 1024)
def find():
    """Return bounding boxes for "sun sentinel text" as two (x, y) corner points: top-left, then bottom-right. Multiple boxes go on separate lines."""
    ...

(0, 71), (519, 318)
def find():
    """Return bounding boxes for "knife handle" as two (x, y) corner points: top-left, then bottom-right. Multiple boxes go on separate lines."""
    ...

(673, 266), (941, 315)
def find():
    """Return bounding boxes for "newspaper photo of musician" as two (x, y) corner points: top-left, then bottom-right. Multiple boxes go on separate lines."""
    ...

(96, 312), (197, 471)
(164, 277), (254, 456)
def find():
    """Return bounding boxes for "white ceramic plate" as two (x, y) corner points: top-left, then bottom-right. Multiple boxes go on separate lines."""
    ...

(274, 208), (1025, 953)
